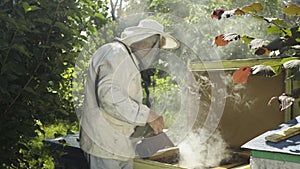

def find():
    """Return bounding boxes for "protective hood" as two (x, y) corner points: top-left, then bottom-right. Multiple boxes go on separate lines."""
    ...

(116, 19), (180, 49)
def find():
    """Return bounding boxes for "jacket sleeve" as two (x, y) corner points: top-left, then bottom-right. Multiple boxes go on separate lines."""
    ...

(93, 46), (150, 126)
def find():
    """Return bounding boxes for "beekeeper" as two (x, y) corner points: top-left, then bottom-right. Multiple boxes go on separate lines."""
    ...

(79, 19), (180, 169)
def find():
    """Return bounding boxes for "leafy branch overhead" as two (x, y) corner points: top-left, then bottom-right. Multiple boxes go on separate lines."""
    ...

(213, 30), (300, 56)
(211, 3), (263, 20)
(232, 58), (300, 111)
(211, 2), (300, 20)
(212, 3), (300, 57)
(232, 58), (300, 82)
(211, 2), (300, 111)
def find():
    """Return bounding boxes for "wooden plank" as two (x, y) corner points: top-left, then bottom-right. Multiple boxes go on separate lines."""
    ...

(232, 164), (250, 169)
(134, 158), (186, 169)
(189, 58), (282, 71)
(232, 150), (251, 159)
(211, 162), (246, 169)
(265, 123), (300, 142)
(135, 132), (174, 158)
(211, 150), (250, 169)
(148, 147), (179, 164)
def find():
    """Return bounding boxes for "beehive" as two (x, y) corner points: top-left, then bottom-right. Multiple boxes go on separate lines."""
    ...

(242, 116), (300, 169)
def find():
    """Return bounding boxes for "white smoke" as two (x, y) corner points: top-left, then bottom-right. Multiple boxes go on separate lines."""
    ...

(178, 129), (231, 169)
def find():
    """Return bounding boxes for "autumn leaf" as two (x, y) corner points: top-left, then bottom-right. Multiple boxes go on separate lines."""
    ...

(282, 4), (300, 16)
(233, 63), (280, 83)
(241, 3), (263, 13)
(213, 34), (229, 46)
(255, 47), (271, 55)
(211, 9), (225, 19)
(232, 66), (252, 83)
(213, 33), (240, 47)
(211, 3), (264, 20)
(211, 8), (247, 20)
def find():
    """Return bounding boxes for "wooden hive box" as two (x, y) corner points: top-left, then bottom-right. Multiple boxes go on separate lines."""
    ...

(242, 115), (300, 169)
(44, 133), (186, 169)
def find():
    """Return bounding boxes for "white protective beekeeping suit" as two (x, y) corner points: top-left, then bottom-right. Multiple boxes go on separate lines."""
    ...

(79, 19), (179, 161)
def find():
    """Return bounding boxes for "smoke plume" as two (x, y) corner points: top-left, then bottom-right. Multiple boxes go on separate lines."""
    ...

(178, 129), (231, 169)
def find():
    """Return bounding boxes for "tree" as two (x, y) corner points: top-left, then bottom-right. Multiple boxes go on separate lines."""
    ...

(0, 0), (109, 168)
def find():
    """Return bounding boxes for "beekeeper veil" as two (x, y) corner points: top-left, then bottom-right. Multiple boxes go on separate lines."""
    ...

(115, 19), (180, 70)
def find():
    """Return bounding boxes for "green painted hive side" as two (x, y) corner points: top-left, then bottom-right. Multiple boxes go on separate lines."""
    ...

(251, 150), (300, 164)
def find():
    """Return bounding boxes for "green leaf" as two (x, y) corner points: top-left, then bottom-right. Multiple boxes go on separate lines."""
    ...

(291, 26), (300, 38)
(266, 25), (284, 35)
(1, 63), (9, 75)
(252, 14), (286, 26)
(0, 13), (18, 27)
(94, 13), (105, 20)
(241, 35), (255, 44)
(11, 44), (30, 57)
(282, 4), (300, 16)
(285, 28), (293, 37)
(241, 3), (263, 13)
(262, 61), (282, 76)
(11, 64), (25, 76)
(22, 2), (41, 14)
(54, 22), (70, 34)
(264, 17), (285, 25)
(0, 76), (8, 94)
(24, 87), (37, 95)
(280, 57), (299, 64)
(34, 18), (53, 25)
(252, 14), (264, 20)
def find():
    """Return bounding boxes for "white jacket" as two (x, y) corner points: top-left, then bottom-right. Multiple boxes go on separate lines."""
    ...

(80, 41), (150, 161)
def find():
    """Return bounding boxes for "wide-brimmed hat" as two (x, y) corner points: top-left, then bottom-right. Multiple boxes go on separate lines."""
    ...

(119, 19), (180, 49)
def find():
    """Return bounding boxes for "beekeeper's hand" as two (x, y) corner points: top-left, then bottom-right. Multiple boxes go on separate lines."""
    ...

(147, 111), (164, 135)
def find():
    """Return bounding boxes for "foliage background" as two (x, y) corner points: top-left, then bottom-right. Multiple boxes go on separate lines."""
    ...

(0, 0), (108, 168)
(0, 0), (298, 168)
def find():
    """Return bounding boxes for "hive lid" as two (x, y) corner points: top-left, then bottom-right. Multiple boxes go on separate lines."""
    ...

(241, 115), (300, 156)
